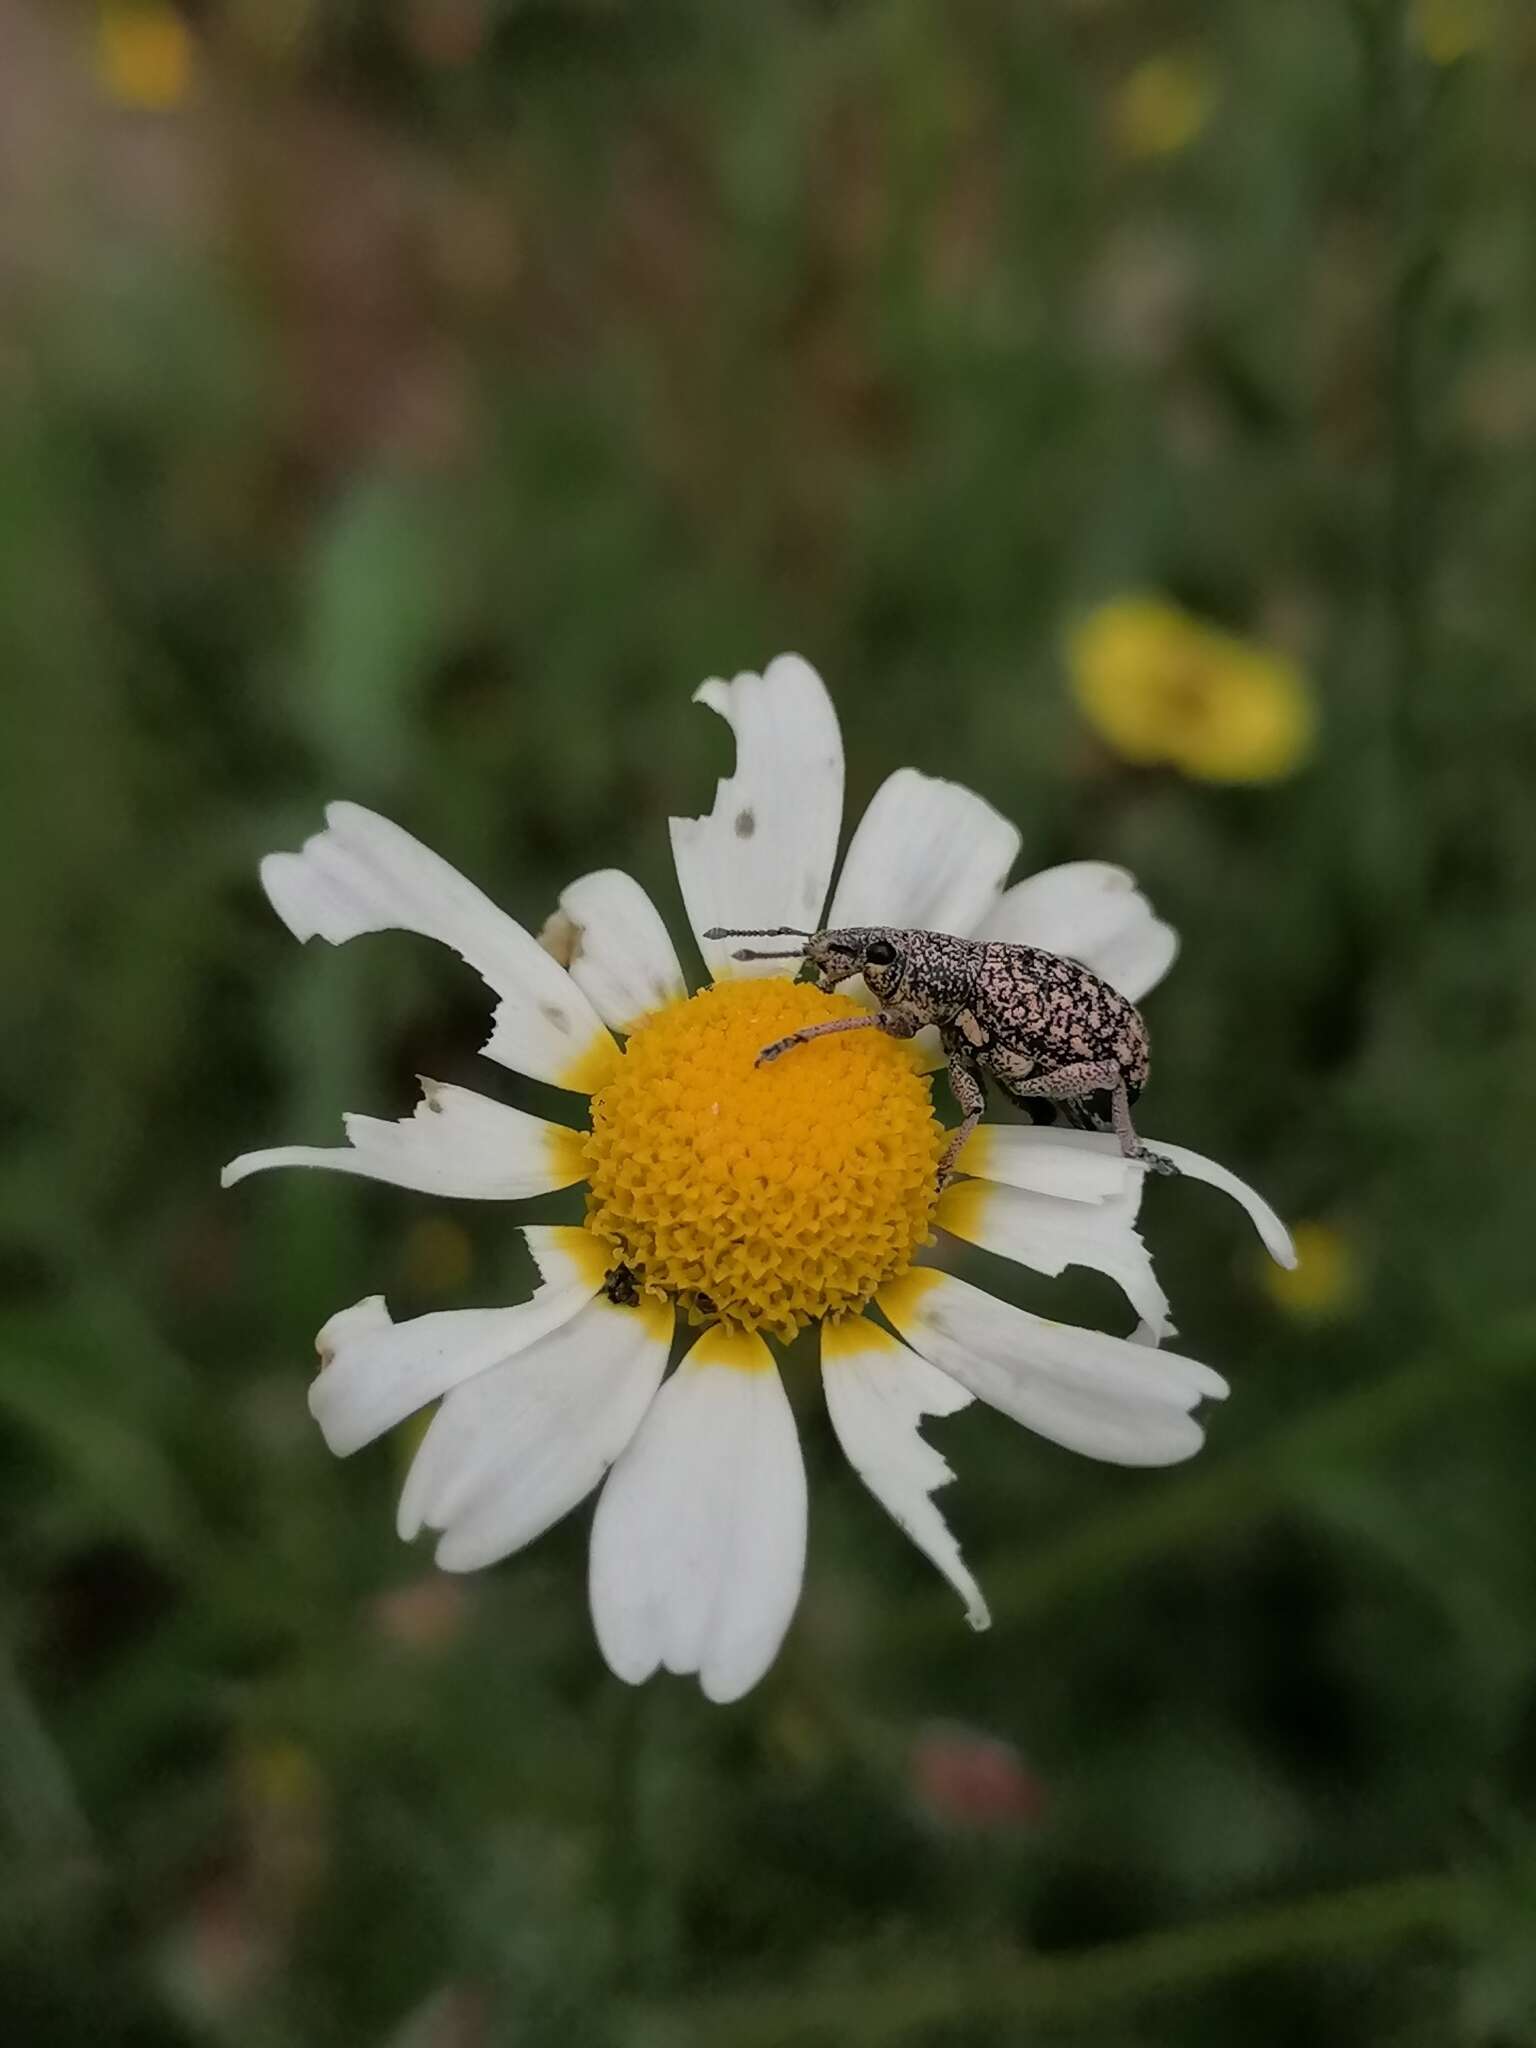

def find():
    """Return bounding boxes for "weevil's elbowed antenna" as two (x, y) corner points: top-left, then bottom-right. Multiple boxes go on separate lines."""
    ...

(703, 925), (815, 962)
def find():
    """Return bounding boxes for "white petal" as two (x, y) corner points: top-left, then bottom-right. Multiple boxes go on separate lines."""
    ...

(398, 1296), (673, 1572)
(309, 1226), (605, 1456)
(555, 869), (687, 1033)
(1020, 1128), (1297, 1269)
(983, 861), (1178, 1001)
(1143, 1137), (1297, 1268)
(589, 1326), (808, 1704)
(957, 1123), (1139, 1204)
(260, 803), (616, 1091)
(828, 768), (1021, 935)
(937, 1175), (1173, 1343)
(1090, 919), (1180, 1004)
(878, 1269), (1226, 1468)
(221, 1078), (586, 1200)
(668, 655), (844, 981)
(821, 1316), (989, 1630)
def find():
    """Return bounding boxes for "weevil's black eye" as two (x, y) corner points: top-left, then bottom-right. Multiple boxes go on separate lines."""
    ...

(865, 937), (898, 968)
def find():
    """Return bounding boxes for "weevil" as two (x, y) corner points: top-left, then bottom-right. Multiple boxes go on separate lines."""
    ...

(702, 923), (1176, 1188)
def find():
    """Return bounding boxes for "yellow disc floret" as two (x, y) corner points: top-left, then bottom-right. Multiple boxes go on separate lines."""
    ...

(582, 979), (944, 1342)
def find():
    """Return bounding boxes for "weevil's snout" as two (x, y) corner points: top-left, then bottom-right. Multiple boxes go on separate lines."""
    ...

(702, 925), (865, 990)
(803, 933), (864, 992)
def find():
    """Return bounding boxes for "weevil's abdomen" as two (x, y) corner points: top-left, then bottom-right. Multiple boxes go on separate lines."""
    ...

(974, 943), (1150, 1087)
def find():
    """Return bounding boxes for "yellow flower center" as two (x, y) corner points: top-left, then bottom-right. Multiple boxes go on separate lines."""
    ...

(582, 979), (943, 1342)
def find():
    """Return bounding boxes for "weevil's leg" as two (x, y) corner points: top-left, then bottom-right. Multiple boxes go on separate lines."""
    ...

(936, 1052), (987, 1190)
(755, 1010), (915, 1068)
(1107, 1079), (1176, 1173)
(994, 1060), (1178, 1175)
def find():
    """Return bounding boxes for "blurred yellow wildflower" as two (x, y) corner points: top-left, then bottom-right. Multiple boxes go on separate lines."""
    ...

(1261, 1221), (1359, 1319)
(1069, 596), (1314, 784)
(1113, 55), (1218, 160)
(96, 1), (195, 111)
(1412, 0), (1496, 65)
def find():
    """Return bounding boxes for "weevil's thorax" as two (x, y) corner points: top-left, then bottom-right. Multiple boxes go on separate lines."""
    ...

(883, 928), (984, 1020)
(804, 926), (980, 1022)
(897, 933), (978, 1019)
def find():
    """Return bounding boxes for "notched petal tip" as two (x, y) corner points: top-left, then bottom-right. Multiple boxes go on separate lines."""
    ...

(699, 1664), (761, 1707)
(258, 848), (317, 940)
(315, 1295), (391, 1375)
(253, 804), (614, 1091)
(671, 658), (844, 982)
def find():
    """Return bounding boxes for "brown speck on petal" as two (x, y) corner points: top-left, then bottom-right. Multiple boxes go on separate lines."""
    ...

(538, 908), (579, 968)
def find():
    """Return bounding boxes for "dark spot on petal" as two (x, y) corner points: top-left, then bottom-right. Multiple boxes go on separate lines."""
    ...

(734, 807), (756, 839)
(540, 1001), (570, 1032)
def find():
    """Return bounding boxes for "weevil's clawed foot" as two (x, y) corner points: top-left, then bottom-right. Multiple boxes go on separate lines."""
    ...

(755, 1038), (791, 1068)
(1136, 1145), (1180, 1178)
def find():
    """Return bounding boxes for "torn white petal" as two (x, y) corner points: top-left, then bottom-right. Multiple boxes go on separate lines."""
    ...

(259, 802), (614, 1089)
(957, 1123), (1140, 1204)
(1034, 1128), (1297, 1269)
(1143, 1137), (1297, 1268)
(821, 1317), (989, 1630)
(221, 1078), (583, 1200)
(938, 1175), (1174, 1344)
(668, 656), (844, 982)
(310, 1226), (602, 1456)
(879, 1269), (1226, 1468)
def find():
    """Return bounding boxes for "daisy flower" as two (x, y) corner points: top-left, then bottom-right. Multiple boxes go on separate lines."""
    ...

(224, 656), (1293, 1702)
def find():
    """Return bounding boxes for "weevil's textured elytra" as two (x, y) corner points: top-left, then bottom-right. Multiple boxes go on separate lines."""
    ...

(703, 922), (1173, 1187)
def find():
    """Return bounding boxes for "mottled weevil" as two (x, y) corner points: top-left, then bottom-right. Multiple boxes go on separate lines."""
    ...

(703, 923), (1175, 1188)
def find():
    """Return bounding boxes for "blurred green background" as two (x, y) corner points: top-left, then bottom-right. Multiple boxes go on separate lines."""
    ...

(5, 1), (1536, 2041)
